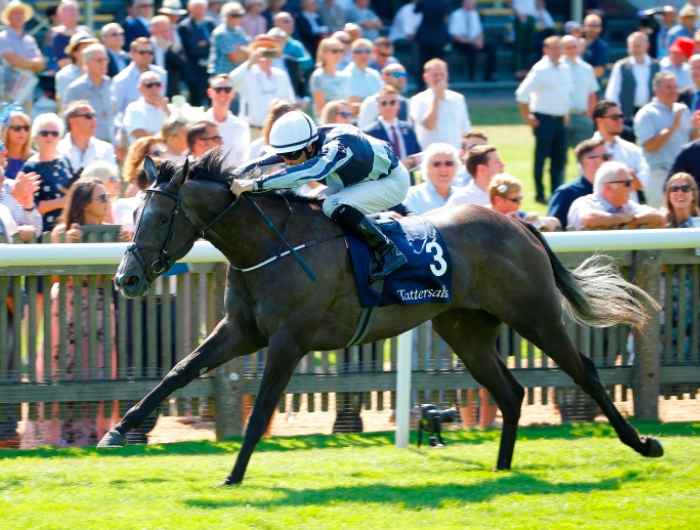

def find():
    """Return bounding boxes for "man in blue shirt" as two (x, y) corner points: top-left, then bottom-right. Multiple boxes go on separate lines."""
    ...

(582, 13), (608, 80)
(548, 137), (608, 229)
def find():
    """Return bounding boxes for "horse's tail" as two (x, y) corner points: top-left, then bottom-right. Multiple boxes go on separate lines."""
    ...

(522, 223), (660, 330)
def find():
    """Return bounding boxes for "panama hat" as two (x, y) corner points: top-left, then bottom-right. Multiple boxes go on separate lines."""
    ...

(1, 1), (33, 26)
(158, 0), (187, 16)
(65, 32), (98, 56)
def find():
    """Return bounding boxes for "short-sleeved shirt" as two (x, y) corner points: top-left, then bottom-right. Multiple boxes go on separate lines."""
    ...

(123, 99), (168, 141)
(63, 75), (116, 142)
(0, 28), (42, 61)
(24, 157), (76, 232)
(634, 98), (694, 171)
(309, 68), (350, 104)
(343, 63), (382, 100)
(564, 57), (599, 112)
(547, 175), (593, 229)
(567, 193), (657, 231)
(410, 88), (471, 149)
(446, 180), (490, 208)
(208, 23), (250, 75)
(582, 37), (609, 70)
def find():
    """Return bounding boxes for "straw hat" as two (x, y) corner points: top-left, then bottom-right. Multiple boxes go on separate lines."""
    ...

(1, 1), (33, 26)
(158, 0), (187, 16)
(65, 32), (98, 56)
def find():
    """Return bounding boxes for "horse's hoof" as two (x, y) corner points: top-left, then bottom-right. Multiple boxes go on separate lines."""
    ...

(222, 476), (242, 487)
(97, 429), (126, 448)
(641, 436), (664, 458)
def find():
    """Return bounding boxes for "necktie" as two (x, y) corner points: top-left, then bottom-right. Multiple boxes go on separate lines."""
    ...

(389, 125), (401, 159)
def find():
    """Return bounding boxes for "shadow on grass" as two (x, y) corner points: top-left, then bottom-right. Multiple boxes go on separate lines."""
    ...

(0, 421), (696, 460)
(183, 470), (639, 509)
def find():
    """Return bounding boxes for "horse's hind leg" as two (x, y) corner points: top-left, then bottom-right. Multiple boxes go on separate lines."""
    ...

(98, 318), (262, 447)
(514, 317), (663, 458)
(433, 309), (525, 470)
(225, 331), (303, 485)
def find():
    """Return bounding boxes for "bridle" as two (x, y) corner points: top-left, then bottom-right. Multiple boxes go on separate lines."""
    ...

(126, 184), (238, 282)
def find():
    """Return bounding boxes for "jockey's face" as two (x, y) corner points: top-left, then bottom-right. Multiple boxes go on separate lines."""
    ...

(281, 144), (314, 166)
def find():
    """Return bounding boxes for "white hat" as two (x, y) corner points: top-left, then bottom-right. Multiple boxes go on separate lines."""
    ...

(269, 111), (318, 154)
(159, 0), (187, 16)
(1, 1), (33, 26)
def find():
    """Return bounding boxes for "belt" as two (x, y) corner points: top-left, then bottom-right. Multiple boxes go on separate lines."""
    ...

(250, 125), (263, 130)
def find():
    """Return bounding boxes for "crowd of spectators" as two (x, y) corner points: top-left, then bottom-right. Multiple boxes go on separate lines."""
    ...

(4, 1), (700, 444)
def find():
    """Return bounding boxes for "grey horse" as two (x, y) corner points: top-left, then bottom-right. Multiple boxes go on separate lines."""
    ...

(99, 154), (663, 485)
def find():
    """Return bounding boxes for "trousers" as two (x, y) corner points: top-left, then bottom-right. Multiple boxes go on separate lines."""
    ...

(533, 113), (566, 200)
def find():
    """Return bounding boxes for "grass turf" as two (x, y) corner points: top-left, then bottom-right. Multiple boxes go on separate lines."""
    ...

(1, 422), (698, 529)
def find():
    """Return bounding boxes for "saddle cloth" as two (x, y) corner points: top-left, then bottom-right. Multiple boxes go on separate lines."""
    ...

(346, 215), (453, 308)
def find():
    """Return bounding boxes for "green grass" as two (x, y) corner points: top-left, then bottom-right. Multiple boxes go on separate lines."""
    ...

(2, 422), (699, 529)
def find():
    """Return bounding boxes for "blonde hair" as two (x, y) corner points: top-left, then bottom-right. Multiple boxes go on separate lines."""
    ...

(3, 111), (32, 160)
(316, 37), (343, 68)
(489, 174), (523, 202)
(122, 136), (163, 189)
(664, 172), (700, 227)
(319, 99), (350, 124)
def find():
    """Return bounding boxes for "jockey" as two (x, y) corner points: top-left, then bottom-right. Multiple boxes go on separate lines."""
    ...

(232, 110), (410, 280)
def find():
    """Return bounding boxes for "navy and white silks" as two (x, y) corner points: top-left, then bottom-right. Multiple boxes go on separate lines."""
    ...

(235, 124), (411, 217)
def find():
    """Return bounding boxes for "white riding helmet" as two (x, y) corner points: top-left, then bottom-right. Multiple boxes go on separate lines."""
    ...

(269, 110), (319, 155)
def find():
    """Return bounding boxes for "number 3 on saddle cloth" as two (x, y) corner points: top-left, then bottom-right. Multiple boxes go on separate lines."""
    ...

(345, 215), (453, 307)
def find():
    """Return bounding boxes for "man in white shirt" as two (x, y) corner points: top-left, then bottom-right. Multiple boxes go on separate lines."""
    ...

(448, 144), (504, 207)
(561, 35), (598, 149)
(449, 0), (496, 82)
(388, 0), (422, 43)
(112, 37), (168, 116)
(403, 143), (460, 214)
(604, 32), (659, 139)
(123, 71), (170, 144)
(567, 161), (665, 230)
(516, 35), (573, 203)
(204, 74), (250, 168)
(58, 101), (117, 173)
(591, 100), (650, 197)
(229, 36), (296, 138)
(409, 58), (471, 150)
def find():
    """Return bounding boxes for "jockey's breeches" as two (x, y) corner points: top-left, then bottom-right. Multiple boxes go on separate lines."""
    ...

(321, 162), (410, 217)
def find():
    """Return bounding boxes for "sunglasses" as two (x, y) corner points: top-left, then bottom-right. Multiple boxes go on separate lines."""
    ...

(72, 112), (96, 120)
(607, 180), (633, 188)
(107, 31), (125, 37)
(227, 13), (243, 18)
(328, 48), (344, 54)
(388, 71), (407, 78)
(379, 100), (398, 107)
(144, 81), (162, 88)
(353, 48), (372, 54)
(136, 49), (154, 55)
(337, 111), (353, 118)
(669, 184), (693, 193)
(8, 124), (29, 132)
(38, 130), (60, 137)
(213, 86), (233, 93)
(94, 192), (109, 203)
(202, 135), (223, 142)
(605, 113), (625, 120)
(505, 196), (524, 204)
(280, 148), (306, 161)
(585, 153), (612, 160)
(431, 160), (455, 168)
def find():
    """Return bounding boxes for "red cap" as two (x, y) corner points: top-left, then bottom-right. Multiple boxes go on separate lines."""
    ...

(670, 37), (695, 60)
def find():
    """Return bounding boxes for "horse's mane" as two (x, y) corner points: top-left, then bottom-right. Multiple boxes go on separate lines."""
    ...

(182, 149), (323, 206)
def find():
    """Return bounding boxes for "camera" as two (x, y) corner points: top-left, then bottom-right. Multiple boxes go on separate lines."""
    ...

(416, 403), (460, 447)
(260, 48), (280, 59)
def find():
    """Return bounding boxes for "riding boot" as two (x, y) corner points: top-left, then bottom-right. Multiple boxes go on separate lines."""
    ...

(331, 205), (407, 280)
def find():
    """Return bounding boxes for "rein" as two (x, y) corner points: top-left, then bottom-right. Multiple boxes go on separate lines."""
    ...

(131, 184), (333, 281)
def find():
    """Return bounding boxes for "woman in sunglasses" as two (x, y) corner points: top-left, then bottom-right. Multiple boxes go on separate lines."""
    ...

(489, 174), (560, 231)
(232, 109), (410, 280)
(22, 112), (76, 232)
(2, 110), (33, 179)
(309, 37), (351, 118)
(663, 172), (700, 228)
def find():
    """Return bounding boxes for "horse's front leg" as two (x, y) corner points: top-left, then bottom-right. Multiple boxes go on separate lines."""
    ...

(225, 331), (303, 485)
(98, 317), (262, 447)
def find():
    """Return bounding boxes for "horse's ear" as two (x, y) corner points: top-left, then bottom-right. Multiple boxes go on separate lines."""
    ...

(169, 157), (188, 188)
(144, 156), (159, 184)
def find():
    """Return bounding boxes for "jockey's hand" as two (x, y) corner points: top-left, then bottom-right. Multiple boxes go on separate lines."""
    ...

(232, 178), (256, 195)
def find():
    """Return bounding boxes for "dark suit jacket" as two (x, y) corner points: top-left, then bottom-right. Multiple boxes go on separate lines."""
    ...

(177, 17), (215, 70)
(295, 12), (322, 57)
(164, 44), (188, 99)
(669, 139), (700, 188)
(363, 120), (421, 158)
(679, 87), (700, 110)
(123, 17), (150, 50)
(107, 49), (130, 78)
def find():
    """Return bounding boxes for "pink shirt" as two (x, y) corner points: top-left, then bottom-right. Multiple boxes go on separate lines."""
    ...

(240, 14), (267, 38)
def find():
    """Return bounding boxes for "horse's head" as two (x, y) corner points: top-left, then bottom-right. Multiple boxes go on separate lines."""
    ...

(114, 157), (200, 298)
